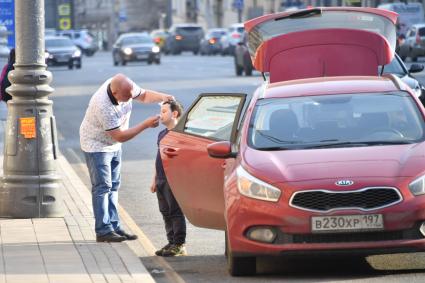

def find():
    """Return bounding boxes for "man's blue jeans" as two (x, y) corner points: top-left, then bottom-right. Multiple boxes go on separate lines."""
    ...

(84, 150), (122, 236)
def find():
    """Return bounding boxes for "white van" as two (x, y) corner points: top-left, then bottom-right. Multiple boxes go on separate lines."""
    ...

(378, 2), (424, 36)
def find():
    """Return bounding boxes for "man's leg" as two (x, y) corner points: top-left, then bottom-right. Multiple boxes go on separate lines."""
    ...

(109, 149), (121, 231)
(84, 151), (115, 236)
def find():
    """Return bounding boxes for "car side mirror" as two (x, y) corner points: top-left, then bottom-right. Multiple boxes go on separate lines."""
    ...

(409, 64), (424, 73)
(207, 141), (236, 159)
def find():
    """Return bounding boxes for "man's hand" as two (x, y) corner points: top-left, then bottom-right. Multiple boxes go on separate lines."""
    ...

(143, 115), (160, 128)
(162, 94), (175, 102)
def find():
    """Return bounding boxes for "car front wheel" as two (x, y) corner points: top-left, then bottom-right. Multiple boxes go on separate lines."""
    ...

(226, 232), (256, 276)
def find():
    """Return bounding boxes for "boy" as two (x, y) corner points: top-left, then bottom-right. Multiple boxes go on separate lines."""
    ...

(151, 100), (187, 256)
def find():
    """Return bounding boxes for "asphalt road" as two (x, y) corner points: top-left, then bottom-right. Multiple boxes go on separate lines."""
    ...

(51, 51), (425, 282)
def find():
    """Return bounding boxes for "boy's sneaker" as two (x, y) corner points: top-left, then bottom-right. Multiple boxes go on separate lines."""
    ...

(155, 243), (173, 256)
(162, 244), (187, 257)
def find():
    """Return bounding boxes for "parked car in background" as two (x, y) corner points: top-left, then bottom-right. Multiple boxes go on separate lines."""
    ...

(383, 53), (425, 103)
(56, 29), (98, 56)
(200, 28), (227, 55)
(398, 23), (425, 62)
(150, 29), (169, 50)
(45, 36), (82, 69)
(378, 2), (424, 36)
(220, 23), (244, 55)
(45, 28), (56, 37)
(164, 24), (204, 55)
(234, 32), (253, 76)
(112, 32), (160, 66)
(0, 25), (9, 65)
(160, 8), (425, 277)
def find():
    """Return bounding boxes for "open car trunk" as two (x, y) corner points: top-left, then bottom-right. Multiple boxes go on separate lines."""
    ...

(245, 7), (398, 83)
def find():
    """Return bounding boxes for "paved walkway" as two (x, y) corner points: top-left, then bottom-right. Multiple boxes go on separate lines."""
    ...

(0, 103), (156, 283)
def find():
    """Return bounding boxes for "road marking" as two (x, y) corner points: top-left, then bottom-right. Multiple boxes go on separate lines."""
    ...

(66, 147), (186, 283)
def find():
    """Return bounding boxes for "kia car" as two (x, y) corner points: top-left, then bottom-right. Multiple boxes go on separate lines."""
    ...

(45, 36), (82, 69)
(112, 32), (160, 66)
(160, 8), (425, 276)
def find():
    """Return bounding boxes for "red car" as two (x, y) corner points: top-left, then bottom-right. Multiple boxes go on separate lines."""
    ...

(160, 7), (425, 276)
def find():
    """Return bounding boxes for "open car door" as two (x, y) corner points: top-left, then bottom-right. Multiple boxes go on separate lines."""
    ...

(160, 94), (246, 230)
(245, 7), (398, 83)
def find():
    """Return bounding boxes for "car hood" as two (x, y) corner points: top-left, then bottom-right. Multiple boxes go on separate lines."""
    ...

(242, 143), (425, 182)
(124, 43), (153, 49)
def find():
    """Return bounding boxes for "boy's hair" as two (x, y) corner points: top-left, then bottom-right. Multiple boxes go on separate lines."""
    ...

(163, 100), (183, 118)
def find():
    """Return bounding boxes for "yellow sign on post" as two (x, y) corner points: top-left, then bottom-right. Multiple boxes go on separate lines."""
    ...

(59, 18), (71, 30)
(20, 117), (36, 139)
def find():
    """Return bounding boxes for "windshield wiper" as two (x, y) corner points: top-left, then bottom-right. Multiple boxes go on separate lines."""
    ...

(306, 140), (414, 149)
(256, 131), (302, 144)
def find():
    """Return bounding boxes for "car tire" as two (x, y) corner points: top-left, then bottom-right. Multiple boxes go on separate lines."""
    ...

(148, 60), (153, 65)
(193, 50), (199, 55)
(68, 64), (73, 70)
(76, 62), (82, 69)
(155, 59), (161, 64)
(121, 58), (127, 66)
(226, 232), (256, 276)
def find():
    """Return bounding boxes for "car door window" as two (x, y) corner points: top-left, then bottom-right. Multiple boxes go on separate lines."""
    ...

(183, 96), (244, 141)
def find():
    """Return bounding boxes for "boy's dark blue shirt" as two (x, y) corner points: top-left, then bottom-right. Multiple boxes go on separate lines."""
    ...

(155, 128), (169, 183)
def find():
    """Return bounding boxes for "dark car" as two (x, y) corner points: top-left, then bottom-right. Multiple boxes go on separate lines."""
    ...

(200, 28), (227, 55)
(164, 24), (204, 55)
(45, 36), (82, 69)
(234, 33), (253, 76)
(383, 53), (425, 103)
(112, 33), (160, 66)
(397, 23), (425, 62)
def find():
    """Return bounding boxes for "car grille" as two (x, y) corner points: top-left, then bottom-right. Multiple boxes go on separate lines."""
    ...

(132, 47), (151, 53)
(275, 224), (424, 244)
(290, 188), (401, 212)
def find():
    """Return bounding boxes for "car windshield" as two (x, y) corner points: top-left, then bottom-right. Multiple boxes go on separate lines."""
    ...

(121, 36), (152, 45)
(249, 92), (425, 150)
(209, 31), (227, 38)
(46, 38), (74, 48)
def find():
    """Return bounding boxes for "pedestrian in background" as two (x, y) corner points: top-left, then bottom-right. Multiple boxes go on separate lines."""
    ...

(80, 73), (174, 242)
(0, 48), (15, 104)
(151, 100), (187, 256)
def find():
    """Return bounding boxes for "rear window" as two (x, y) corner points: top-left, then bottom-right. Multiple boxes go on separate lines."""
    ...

(176, 27), (203, 35)
(248, 9), (396, 58)
(419, 27), (425, 36)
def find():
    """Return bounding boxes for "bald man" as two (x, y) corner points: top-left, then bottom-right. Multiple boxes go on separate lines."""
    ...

(80, 74), (173, 242)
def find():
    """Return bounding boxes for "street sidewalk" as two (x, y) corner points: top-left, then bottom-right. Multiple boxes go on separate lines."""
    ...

(0, 105), (156, 283)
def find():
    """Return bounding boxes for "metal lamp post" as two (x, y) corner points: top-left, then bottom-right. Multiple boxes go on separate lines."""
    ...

(0, 0), (62, 218)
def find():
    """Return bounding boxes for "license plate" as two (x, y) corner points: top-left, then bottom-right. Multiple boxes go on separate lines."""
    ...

(137, 54), (148, 59)
(311, 214), (384, 233)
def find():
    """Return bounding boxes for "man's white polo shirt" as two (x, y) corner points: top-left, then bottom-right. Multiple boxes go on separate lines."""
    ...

(80, 78), (145, 152)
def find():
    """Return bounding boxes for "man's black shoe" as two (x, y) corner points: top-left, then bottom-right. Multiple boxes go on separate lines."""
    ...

(116, 229), (138, 241)
(96, 231), (126, 243)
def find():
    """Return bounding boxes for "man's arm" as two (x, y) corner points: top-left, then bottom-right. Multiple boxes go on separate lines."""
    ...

(136, 89), (174, 104)
(107, 115), (159, 143)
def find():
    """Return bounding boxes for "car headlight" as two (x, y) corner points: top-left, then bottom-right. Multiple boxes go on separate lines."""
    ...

(123, 47), (132, 55)
(409, 174), (425, 196)
(236, 166), (281, 202)
(152, 46), (160, 53)
(72, 49), (81, 57)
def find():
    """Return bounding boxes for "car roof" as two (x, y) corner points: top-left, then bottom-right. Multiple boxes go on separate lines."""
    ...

(262, 76), (405, 99)
(119, 32), (150, 38)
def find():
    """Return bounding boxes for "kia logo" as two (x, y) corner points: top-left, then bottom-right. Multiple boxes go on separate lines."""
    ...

(335, 180), (354, 186)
